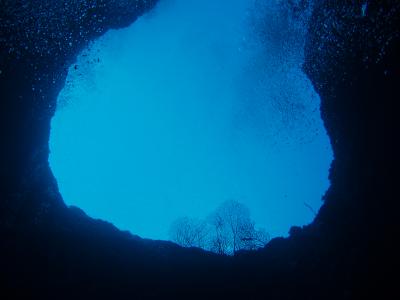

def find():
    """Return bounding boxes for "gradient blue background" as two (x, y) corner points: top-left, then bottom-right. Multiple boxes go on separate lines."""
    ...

(49, 0), (332, 240)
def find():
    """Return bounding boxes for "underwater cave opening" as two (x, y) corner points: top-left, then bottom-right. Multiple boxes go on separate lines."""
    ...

(49, 0), (332, 244)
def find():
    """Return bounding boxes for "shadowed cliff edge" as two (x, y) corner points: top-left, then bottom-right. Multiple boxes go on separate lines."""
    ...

(0, 0), (398, 299)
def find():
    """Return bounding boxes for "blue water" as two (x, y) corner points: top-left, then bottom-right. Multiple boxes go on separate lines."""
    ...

(49, 0), (332, 240)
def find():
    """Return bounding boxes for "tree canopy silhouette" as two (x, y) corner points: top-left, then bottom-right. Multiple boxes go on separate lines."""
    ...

(169, 200), (270, 255)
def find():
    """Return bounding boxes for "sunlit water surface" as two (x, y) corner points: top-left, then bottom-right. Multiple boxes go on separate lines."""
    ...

(50, 0), (332, 240)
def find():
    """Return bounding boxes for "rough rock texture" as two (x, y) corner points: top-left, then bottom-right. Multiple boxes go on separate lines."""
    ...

(0, 0), (159, 227)
(0, 0), (398, 299)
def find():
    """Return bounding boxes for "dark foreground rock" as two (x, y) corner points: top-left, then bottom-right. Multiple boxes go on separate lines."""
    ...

(0, 1), (398, 299)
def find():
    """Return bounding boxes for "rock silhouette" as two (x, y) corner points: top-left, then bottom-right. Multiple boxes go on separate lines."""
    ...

(0, 1), (398, 299)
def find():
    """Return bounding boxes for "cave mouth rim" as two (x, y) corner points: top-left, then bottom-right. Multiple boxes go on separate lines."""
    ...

(47, 0), (333, 248)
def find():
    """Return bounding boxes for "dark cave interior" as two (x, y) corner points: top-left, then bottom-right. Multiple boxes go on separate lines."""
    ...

(0, 1), (398, 299)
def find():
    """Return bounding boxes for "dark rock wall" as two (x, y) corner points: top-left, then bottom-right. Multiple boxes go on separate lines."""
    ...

(301, 0), (398, 296)
(0, 0), (398, 299)
(0, 0), (159, 226)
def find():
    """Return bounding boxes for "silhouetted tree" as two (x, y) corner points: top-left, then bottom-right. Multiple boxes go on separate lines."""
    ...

(209, 200), (269, 255)
(169, 217), (210, 249)
(239, 226), (270, 251)
(209, 212), (231, 255)
(169, 200), (269, 255)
